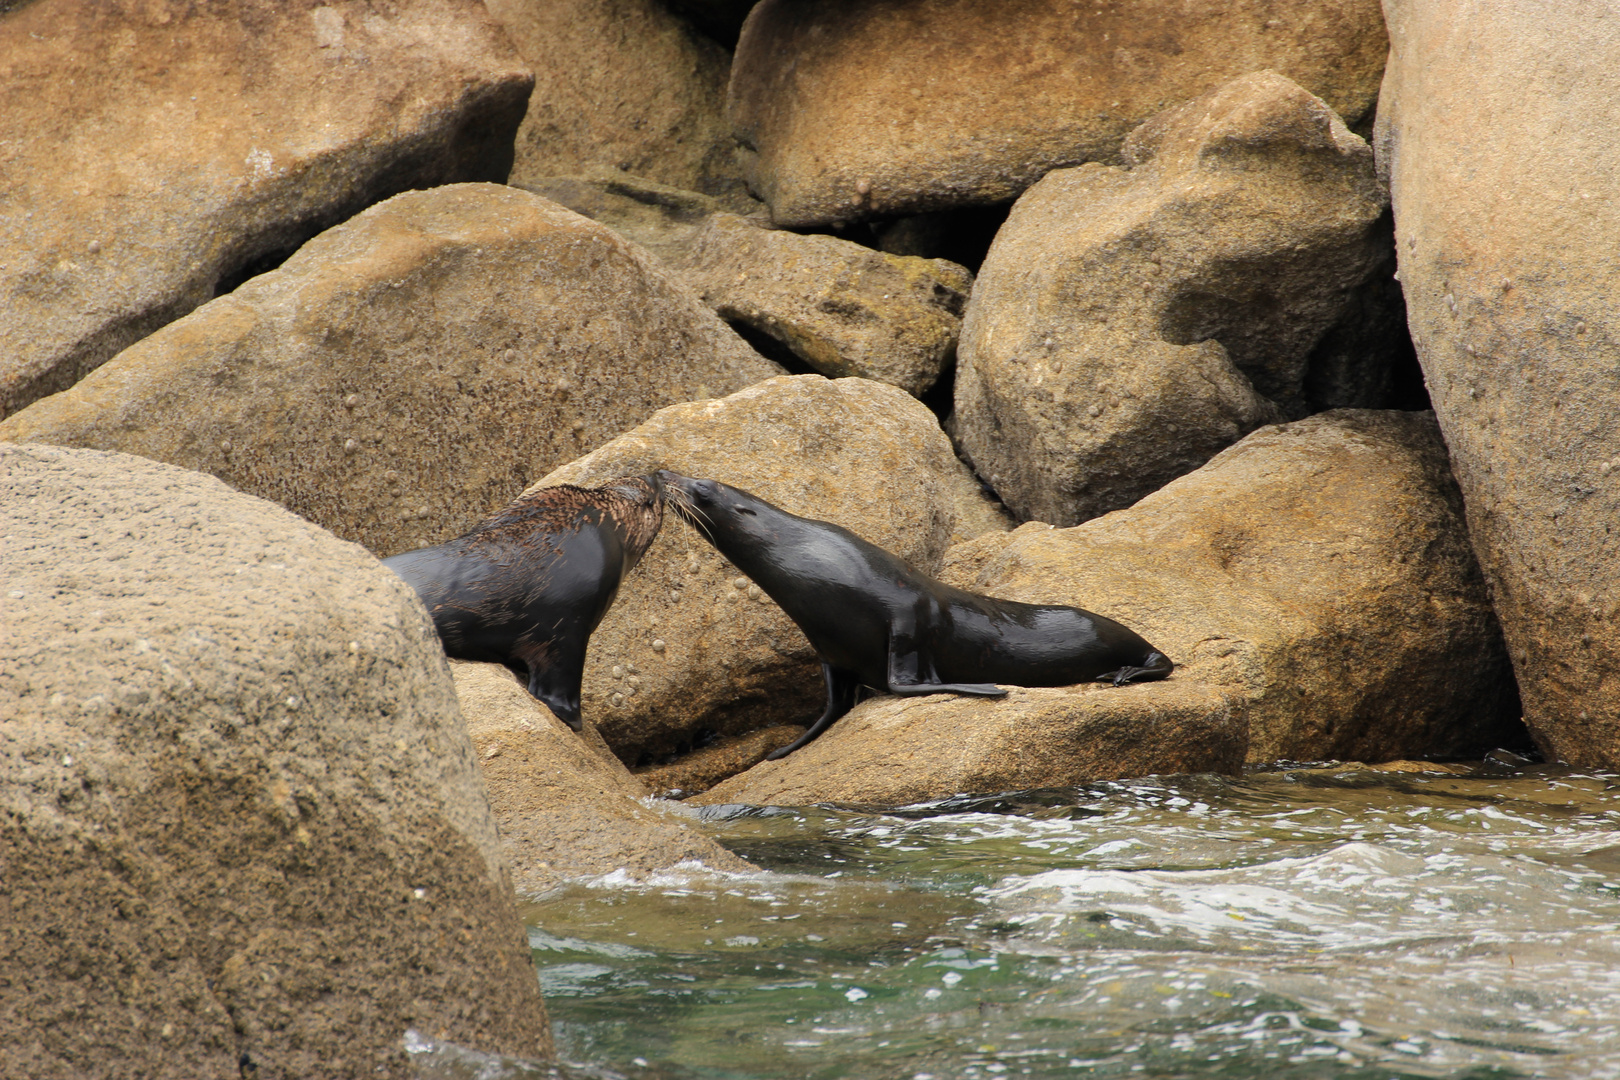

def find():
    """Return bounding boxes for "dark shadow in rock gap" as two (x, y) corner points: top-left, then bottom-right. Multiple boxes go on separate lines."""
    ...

(725, 319), (818, 376)
(663, 0), (758, 49)
(212, 241), (307, 298)
(811, 202), (1013, 274)
(210, 117), (518, 298)
(1304, 210), (1431, 414)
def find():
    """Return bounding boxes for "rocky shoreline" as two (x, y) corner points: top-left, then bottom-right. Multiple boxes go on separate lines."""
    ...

(4, 0), (1613, 1074)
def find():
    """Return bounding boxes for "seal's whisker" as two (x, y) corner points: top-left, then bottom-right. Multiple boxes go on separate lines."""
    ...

(661, 478), (718, 544)
(657, 475), (702, 555)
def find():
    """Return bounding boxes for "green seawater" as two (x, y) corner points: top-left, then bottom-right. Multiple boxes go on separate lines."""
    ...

(412, 760), (1620, 1080)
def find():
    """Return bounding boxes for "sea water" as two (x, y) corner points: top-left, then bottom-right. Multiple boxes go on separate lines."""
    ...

(412, 759), (1620, 1079)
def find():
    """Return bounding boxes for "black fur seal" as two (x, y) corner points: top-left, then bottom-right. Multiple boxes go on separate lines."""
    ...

(382, 475), (664, 731)
(658, 471), (1171, 759)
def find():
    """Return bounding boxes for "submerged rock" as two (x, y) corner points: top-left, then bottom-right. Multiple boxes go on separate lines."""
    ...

(955, 72), (1390, 526)
(0, 444), (551, 1079)
(696, 411), (1521, 806)
(451, 662), (753, 896)
(0, 0), (532, 419)
(534, 374), (1011, 770)
(729, 0), (1388, 227)
(0, 184), (779, 558)
(1378, 0), (1620, 768)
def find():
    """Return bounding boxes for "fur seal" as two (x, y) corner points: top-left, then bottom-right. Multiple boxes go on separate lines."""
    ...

(658, 471), (1171, 759)
(382, 475), (664, 731)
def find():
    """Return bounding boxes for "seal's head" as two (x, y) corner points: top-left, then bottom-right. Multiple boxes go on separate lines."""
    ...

(603, 471), (663, 508)
(655, 470), (781, 554)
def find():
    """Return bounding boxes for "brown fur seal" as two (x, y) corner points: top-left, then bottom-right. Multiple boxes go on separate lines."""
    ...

(659, 471), (1171, 758)
(382, 475), (664, 731)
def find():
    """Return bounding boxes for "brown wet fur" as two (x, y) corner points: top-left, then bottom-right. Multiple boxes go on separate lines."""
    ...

(383, 476), (665, 731)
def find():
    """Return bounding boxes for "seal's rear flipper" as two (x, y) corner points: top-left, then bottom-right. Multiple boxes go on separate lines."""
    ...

(889, 682), (1007, 697)
(1096, 650), (1174, 686)
(766, 664), (860, 760)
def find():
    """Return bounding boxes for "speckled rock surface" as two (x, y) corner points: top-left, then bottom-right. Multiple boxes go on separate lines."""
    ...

(692, 683), (1245, 808)
(514, 168), (756, 265)
(533, 374), (1011, 766)
(729, 0), (1388, 227)
(0, 0), (532, 419)
(489, 0), (749, 202)
(0, 444), (550, 1080)
(950, 410), (1520, 765)
(0, 184), (779, 558)
(955, 72), (1389, 526)
(1377, 0), (1620, 767)
(679, 213), (974, 397)
(450, 662), (753, 896)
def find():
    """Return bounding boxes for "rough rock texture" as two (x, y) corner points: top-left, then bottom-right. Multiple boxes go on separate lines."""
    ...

(679, 213), (974, 396)
(955, 72), (1390, 526)
(699, 411), (1522, 805)
(1377, 0), (1620, 767)
(534, 374), (1011, 766)
(693, 683), (1245, 807)
(0, 184), (779, 558)
(635, 725), (808, 798)
(729, 0), (1389, 227)
(0, 445), (550, 1080)
(0, 0), (533, 419)
(488, 0), (748, 202)
(512, 179), (975, 398)
(953, 411), (1521, 764)
(514, 168), (757, 265)
(449, 662), (753, 896)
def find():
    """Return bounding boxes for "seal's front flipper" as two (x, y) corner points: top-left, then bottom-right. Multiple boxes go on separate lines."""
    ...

(532, 674), (585, 730)
(520, 641), (586, 731)
(766, 664), (860, 760)
(889, 681), (1007, 698)
(1095, 650), (1174, 687)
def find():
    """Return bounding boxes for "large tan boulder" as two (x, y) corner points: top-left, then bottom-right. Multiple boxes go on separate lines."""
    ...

(488, 0), (749, 203)
(0, 444), (550, 1080)
(729, 0), (1389, 227)
(534, 374), (1011, 766)
(1376, 0), (1620, 767)
(679, 213), (974, 396)
(693, 683), (1245, 807)
(698, 411), (1521, 806)
(952, 411), (1520, 764)
(0, 0), (532, 419)
(955, 72), (1389, 526)
(0, 184), (779, 558)
(450, 663), (753, 896)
